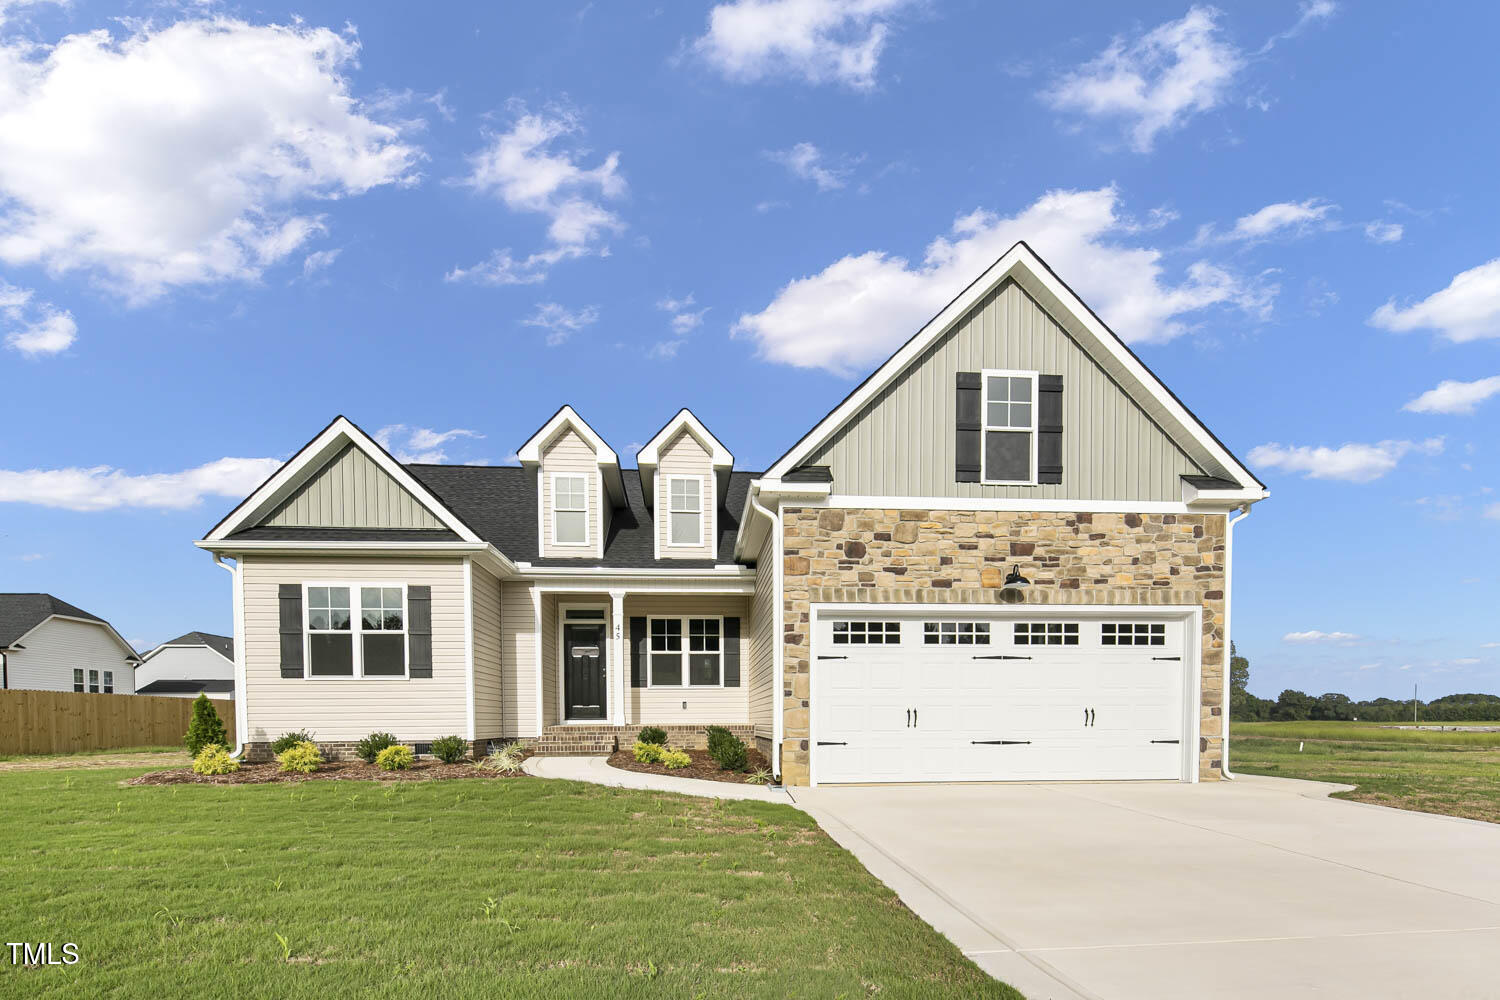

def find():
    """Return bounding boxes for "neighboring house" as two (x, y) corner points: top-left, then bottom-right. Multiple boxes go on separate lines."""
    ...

(0, 594), (139, 694)
(198, 243), (1267, 785)
(136, 632), (235, 699)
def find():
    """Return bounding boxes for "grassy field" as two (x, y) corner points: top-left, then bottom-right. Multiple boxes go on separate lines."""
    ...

(0, 745), (184, 763)
(1231, 721), (1500, 824)
(0, 766), (1015, 999)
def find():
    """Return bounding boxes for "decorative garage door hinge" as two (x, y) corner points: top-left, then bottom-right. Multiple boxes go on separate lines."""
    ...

(817, 655), (848, 660)
(972, 654), (1031, 660)
(971, 739), (1031, 745)
(1149, 739), (1180, 744)
(816, 741), (848, 746)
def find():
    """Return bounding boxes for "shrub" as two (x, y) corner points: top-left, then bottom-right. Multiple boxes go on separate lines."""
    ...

(192, 744), (238, 775)
(183, 694), (228, 756)
(377, 744), (415, 771)
(478, 741), (526, 774)
(430, 735), (470, 764)
(744, 767), (774, 786)
(270, 730), (314, 755)
(659, 748), (691, 770)
(637, 726), (668, 746)
(277, 741), (322, 774)
(632, 741), (663, 764)
(356, 731), (399, 764)
(705, 725), (733, 756)
(706, 726), (749, 772)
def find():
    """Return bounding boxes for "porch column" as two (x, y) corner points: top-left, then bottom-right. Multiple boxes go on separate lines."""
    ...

(610, 589), (627, 726)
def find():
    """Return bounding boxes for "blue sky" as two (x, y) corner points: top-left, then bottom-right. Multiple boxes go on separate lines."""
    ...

(2, 1), (1498, 700)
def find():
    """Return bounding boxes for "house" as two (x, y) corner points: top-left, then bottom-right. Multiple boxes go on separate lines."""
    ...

(197, 243), (1266, 785)
(135, 632), (235, 699)
(0, 593), (139, 694)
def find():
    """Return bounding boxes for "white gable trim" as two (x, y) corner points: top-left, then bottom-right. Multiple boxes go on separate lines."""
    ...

(140, 641), (234, 665)
(8, 614), (141, 663)
(764, 242), (1265, 497)
(203, 416), (481, 544)
(636, 409), (734, 469)
(517, 405), (619, 466)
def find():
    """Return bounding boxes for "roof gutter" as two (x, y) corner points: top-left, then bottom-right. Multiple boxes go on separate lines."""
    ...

(746, 484), (785, 783)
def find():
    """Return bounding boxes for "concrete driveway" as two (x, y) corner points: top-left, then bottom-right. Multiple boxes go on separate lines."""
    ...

(790, 776), (1500, 1000)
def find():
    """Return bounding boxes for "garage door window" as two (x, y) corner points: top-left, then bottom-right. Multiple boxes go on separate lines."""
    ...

(831, 621), (901, 645)
(1102, 623), (1166, 646)
(1014, 622), (1079, 646)
(923, 621), (991, 645)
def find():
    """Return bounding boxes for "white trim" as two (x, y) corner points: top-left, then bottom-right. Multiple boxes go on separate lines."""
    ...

(139, 641), (235, 665)
(6, 613), (140, 664)
(644, 614), (726, 689)
(558, 600), (611, 722)
(610, 589), (627, 725)
(1183, 482), (1268, 506)
(531, 588), (544, 735)
(231, 555), (248, 754)
(519, 564), (754, 579)
(770, 496), (784, 780)
(665, 475), (706, 548)
(764, 243), (1264, 495)
(193, 539), (516, 579)
(204, 416), (482, 544)
(534, 582), (756, 595)
(979, 368), (1039, 486)
(823, 494), (1244, 514)
(550, 472), (591, 548)
(636, 409), (734, 469)
(300, 582), (410, 681)
(517, 405), (619, 467)
(463, 556), (475, 741)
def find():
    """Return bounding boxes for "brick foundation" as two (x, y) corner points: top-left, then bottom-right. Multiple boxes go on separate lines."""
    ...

(242, 738), (502, 763)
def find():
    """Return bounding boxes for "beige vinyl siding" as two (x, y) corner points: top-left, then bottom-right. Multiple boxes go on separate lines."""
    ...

(747, 529), (775, 738)
(625, 595), (751, 725)
(501, 580), (538, 737)
(264, 443), (443, 529)
(656, 430), (716, 560)
(3, 618), (136, 694)
(540, 593), (559, 726)
(808, 278), (1206, 502)
(240, 555), (466, 743)
(471, 561), (503, 741)
(539, 429), (600, 558)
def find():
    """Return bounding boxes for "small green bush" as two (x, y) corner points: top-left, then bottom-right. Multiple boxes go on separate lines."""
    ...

(706, 726), (749, 772)
(744, 767), (774, 785)
(637, 726), (668, 746)
(277, 741), (321, 774)
(478, 741), (526, 773)
(192, 744), (238, 776)
(270, 730), (314, 755)
(430, 735), (470, 764)
(705, 725), (733, 756)
(376, 744), (415, 771)
(632, 741), (663, 763)
(183, 694), (228, 756)
(659, 748), (691, 770)
(356, 731), (398, 763)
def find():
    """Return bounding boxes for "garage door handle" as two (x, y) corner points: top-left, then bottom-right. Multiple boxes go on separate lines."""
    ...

(906, 709), (911, 727)
(972, 739), (1031, 745)
(816, 741), (848, 746)
(973, 654), (1031, 660)
(1150, 739), (1180, 744)
(818, 655), (848, 660)
(1152, 656), (1180, 661)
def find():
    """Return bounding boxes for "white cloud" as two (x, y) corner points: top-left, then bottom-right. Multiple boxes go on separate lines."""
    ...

(301, 248), (342, 278)
(647, 339), (685, 360)
(1283, 629), (1360, 643)
(1249, 437), (1444, 483)
(447, 106), (624, 286)
(1224, 198), (1335, 241)
(0, 456), (283, 511)
(733, 185), (1274, 376)
(691, 0), (917, 91)
(1452, 657), (1481, 666)
(1256, 1), (1338, 55)
(1042, 6), (1243, 153)
(766, 142), (849, 191)
(1481, 642), (1500, 649)
(1485, 503), (1500, 521)
(1370, 258), (1500, 343)
(1404, 376), (1500, 416)
(0, 19), (419, 302)
(14, 552), (44, 561)
(658, 293), (708, 334)
(1357, 663), (1380, 670)
(373, 425), (484, 464)
(519, 301), (600, 347)
(1364, 221), (1403, 244)
(1, 279), (74, 357)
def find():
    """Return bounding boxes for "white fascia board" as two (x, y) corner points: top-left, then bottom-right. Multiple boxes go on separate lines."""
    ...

(515, 563), (754, 579)
(824, 494), (1246, 515)
(764, 243), (1262, 492)
(1182, 482), (1269, 507)
(636, 409), (735, 469)
(754, 479), (832, 497)
(204, 416), (481, 544)
(193, 538), (517, 578)
(516, 405), (624, 505)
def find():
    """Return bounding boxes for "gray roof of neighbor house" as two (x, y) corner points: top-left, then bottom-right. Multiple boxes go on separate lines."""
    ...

(0, 593), (117, 649)
(136, 679), (235, 696)
(148, 631), (234, 661)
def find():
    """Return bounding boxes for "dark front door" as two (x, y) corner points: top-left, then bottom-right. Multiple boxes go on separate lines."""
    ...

(563, 623), (607, 720)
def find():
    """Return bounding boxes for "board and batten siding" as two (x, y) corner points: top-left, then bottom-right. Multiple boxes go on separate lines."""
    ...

(747, 529), (776, 739)
(538, 429), (602, 559)
(655, 430), (717, 560)
(264, 443), (443, 529)
(471, 562), (504, 741)
(500, 581), (539, 738)
(626, 595), (751, 725)
(539, 593), (559, 726)
(239, 556), (466, 742)
(807, 279), (1206, 502)
(3, 618), (136, 694)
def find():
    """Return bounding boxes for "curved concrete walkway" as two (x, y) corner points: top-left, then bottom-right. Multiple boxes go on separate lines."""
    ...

(523, 754), (795, 803)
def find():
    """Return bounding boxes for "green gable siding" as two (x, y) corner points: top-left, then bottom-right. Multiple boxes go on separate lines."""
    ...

(262, 443), (444, 529)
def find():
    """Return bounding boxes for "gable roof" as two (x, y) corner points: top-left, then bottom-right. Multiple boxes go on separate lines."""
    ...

(764, 241), (1266, 497)
(515, 405), (627, 506)
(635, 408), (735, 505)
(142, 631), (234, 663)
(0, 593), (138, 658)
(137, 678), (235, 696)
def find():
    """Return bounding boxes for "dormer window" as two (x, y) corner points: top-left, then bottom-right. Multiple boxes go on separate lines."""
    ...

(668, 476), (703, 546)
(552, 474), (589, 546)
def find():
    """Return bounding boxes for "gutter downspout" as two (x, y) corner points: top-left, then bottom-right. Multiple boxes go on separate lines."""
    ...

(748, 485), (783, 782)
(212, 552), (248, 759)
(1221, 502), (1253, 780)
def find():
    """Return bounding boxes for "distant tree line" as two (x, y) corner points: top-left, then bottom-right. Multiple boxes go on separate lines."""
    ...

(1229, 643), (1500, 722)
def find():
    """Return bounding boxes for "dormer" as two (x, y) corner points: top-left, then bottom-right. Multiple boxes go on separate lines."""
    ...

(518, 406), (625, 559)
(636, 409), (734, 561)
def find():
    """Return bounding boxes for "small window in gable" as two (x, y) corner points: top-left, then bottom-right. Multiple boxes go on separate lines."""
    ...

(983, 371), (1037, 484)
(553, 474), (589, 546)
(668, 476), (703, 546)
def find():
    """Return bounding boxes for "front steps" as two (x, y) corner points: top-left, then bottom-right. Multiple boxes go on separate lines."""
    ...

(529, 723), (758, 757)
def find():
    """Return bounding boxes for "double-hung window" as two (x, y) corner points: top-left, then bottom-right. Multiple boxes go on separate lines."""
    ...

(305, 584), (408, 678)
(667, 476), (703, 546)
(102, 671), (114, 694)
(88, 669), (99, 693)
(553, 474), (589, 546)
(982, 370), (1037, 484)
(648, 616), (722, 686)
(73, 669), (84, 692)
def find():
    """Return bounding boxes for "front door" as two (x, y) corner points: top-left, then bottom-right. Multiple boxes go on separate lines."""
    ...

(563, 623), (607, 720)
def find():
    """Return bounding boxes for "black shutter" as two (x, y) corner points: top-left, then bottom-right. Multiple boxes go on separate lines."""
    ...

(1038, 375), (1064, 485)
(630, 617), (647, 687)
(278, 584), (303, 678)
(722, 617), (740, 687)
(408, 585), (432, 678)
(955, 372), (981, 483)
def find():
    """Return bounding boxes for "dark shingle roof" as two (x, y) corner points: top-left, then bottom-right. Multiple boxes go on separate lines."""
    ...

(1181, 474), (1243, 491)
(137, 679), (235, 696)
(0, 593), (109, 648)
(227, 526), (462, 542)
(151, 631), (234, 661)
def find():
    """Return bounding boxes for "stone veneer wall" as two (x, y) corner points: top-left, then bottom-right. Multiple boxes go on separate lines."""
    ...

(779, 508), (1227, 786)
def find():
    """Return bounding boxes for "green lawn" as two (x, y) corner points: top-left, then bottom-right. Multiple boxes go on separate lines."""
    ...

(1231, 722), (1500, 824)
(0, 745), (185, 764)
(0, 767), (1016, 999)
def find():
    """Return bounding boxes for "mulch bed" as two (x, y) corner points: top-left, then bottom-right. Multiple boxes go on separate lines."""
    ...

(606, 747), (773, 785)
(124, 759), (531, 786)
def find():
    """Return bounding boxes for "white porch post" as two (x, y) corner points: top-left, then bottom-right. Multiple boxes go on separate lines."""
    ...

(610, 589), (626, 726)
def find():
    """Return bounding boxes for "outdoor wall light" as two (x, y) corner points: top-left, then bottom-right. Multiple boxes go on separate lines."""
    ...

(999, 566), (1030, 604)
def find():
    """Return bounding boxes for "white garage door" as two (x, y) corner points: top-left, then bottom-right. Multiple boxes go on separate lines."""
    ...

(811, 611), (1190, 784)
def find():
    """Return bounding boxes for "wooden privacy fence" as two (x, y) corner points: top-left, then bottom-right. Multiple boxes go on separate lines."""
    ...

(0, 689), (235, 755)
